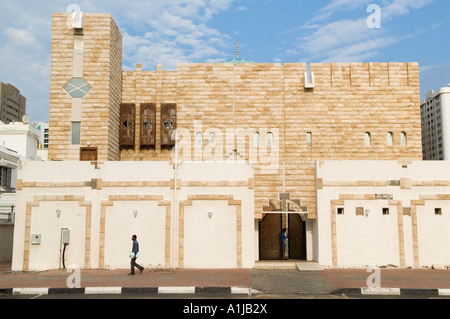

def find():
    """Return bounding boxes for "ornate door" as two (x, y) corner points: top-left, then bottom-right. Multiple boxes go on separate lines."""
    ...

(259, 214), (282, 260)
(140, 103), (156, 148)
(161, 103), (176, 148)
(119, 103), (135, 148)
(288, 214), (306, 260)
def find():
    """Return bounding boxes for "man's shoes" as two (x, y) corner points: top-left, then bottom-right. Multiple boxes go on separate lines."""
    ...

(139, 268), (143, 274)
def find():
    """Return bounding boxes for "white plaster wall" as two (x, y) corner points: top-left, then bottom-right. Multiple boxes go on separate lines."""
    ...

(104, 201), (167, 270)
(316, 160), (450, 268)
(184, 200), (237, 268)
(416, 202), (450, 266)
(12, 161), (254, 271)
(335, 200), (400, 267)
(28, 201), (87, 270)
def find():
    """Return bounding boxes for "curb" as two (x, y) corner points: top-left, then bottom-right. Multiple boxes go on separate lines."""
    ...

(336, 288), (450, 297)
(0, 286), (259, 296)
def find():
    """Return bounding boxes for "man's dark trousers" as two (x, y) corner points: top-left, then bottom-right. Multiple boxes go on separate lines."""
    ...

(130, 257), (143, 274)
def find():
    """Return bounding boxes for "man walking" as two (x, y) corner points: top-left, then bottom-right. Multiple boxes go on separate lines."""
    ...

(129, 234), (144, 275)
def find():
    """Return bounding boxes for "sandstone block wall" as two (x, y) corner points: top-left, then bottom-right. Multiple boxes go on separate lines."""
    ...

(48, 13), (122, 161)
(119, 62), (422, 219)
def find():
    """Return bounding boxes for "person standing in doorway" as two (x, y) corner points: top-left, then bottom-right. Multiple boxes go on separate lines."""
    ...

(281, 228), (288, 260)
(129, 234), (144, 275)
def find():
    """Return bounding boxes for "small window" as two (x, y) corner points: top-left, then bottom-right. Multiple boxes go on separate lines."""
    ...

(382, 208), (389, 215)
(364, 132), (371, 146)
(196, 132), (202, 146)
(435, 208), (442, 215)
(254, 132), (259, 146)
(337, 207), (344, 215)
(307, 132), (312, 145)
(209, 132), (215, 146)
(400, 132), (407, 145)
(267, 132), (273, 146)
(387, 132), (393, 146)
(71, 122), (81, 145)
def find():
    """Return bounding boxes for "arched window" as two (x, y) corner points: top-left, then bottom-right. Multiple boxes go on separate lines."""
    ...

(400, 131), (407, 145)
(209, 132), (215, 146)
(267, 132), (273, 146)
(306, 132), (312, 145)
(364, 132), (371, 146)
(254, 132), (260, 146)
(196, 132), (202, 146)
(387, 132), (393, 146)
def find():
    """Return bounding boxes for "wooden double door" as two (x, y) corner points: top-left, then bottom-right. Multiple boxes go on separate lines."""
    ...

(259, 213), (306, 260)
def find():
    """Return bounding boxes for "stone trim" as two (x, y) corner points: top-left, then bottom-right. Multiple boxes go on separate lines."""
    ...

(98, 194), (169, 269)
(23, 196), (92, 271)
(319, 179), (450, 189)
(17, 179), (254, 190)
(178, 194), (242, 268)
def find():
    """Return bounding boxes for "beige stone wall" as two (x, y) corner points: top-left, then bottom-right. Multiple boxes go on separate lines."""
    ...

(48, 13), (122, 161)
(119, 62), (421, 219)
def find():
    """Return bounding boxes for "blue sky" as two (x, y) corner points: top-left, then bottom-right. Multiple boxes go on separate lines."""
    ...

(0, 0), (449, 122)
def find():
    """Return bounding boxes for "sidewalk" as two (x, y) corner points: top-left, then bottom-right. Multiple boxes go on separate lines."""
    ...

(1, 262), (450, 296)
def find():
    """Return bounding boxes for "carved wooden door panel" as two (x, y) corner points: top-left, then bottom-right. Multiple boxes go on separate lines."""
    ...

(259, 214), (282, 260)
(161, 103), (176, 148)
(288, 214), (306, 260)
(119, 103), (135, 148)
(140, 103), (156, 148)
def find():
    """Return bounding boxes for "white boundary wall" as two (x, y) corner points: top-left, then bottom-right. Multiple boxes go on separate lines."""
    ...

(316, 160), (450, 268)
(12, 161), (254, 271)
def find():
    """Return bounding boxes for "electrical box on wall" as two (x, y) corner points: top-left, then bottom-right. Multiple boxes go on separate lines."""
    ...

(61, 228), (70, 244)
(31, 234), (41, 245)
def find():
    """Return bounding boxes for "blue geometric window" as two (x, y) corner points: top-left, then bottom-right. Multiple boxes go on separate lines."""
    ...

(63, 78), (91, 98)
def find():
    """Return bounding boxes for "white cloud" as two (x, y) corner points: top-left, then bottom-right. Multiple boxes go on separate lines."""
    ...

(291, 0), (435, 62)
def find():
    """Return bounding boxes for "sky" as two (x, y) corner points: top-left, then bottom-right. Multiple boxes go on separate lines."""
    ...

(0, 0), (449, 122)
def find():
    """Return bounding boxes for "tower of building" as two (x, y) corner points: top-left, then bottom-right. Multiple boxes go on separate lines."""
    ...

(48, 12), (122, 161)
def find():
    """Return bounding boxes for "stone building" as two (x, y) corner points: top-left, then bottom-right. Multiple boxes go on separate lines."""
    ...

(12, 11), (449, 271)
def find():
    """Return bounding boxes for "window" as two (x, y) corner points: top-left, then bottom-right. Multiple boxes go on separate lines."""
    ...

(337, 207), (344, 215)
(307, 132), (312, 145)
(382, 208), (389, 215)
(267, 132), (273, 146)
(63, 77), (91, 99)
(435, 208), (442, 215)
(253, 132), (259, 146)
(387, 132), (393, 146)
(364, 132), (371, 146)
(400, 132), (407, 145)
(209, 132), (215, 146)
(196, 132), (202, 146)
(71, 122), (81, 145)
(0, 167), (11, 187)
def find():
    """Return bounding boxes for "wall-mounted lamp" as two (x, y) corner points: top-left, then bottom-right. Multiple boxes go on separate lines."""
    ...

(208, 210), (213, 218)
(133, 208), (138, 218)
(56, 209), (61, 218)
(364, 208), (370, 217)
